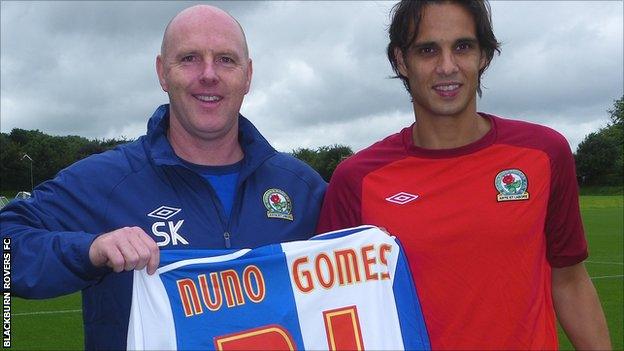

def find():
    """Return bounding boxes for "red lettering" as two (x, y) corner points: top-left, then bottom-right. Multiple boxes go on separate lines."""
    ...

(315, 253), (335, 289)
(334, 249), (361, 285)
(221, 270), (245, 307)
(243, 265), (265, 303)
(199, 273), (222, 311)
(293, 257), (314, 293)
(360, 245), (378, 281)
(176, 278), (203, 317)
(379, 244), (392, 280)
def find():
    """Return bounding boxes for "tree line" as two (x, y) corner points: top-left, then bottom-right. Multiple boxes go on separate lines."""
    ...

(1, 96), (621, 192)
(575, 96), (623, 186)
(0, 129), (353, 191)
(0, 130), (130, 191)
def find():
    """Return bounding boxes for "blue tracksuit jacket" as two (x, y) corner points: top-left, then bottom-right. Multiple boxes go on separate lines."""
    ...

(1, 104), (326, 350)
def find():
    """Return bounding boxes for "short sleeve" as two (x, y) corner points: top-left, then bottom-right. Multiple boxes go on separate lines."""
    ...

(544, 136), (588, 267)
(316, 162), (362, 234)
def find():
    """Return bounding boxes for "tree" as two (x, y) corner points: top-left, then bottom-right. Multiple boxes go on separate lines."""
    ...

(575, 96), (623, 186)
(292, 144), (353, 182)
(0, 133), (24, 191)
(575, 132), (619, 185)
(0, 129), (131, 191)
(608, 95), (623, 128)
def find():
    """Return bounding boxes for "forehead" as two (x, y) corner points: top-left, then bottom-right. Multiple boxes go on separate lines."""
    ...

(415, 3), (477, 43)
(165, 13), (246, 55)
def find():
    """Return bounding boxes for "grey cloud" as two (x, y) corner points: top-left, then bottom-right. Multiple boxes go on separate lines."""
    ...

(243, 1), (409, 131)
(482, 1), (623, 120)
(1, 1), (622, 154)
(1, 1), (264, 138)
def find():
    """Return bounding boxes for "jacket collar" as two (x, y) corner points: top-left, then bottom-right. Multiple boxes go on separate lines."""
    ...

(145, 104), (276, 176)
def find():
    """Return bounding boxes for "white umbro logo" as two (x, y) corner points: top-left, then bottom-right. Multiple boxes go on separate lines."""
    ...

(385, 192), (419, 205)
(147, 206), (181, 220)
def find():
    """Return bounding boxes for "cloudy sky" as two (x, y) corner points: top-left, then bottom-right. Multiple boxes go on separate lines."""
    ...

(1, 1), (622, 153)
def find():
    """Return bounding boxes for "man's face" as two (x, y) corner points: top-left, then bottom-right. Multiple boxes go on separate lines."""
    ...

(156, 11), (252, 141)
(395, 3), (485, 119)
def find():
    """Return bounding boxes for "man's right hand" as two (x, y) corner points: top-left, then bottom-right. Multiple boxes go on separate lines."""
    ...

(88, 227), (160, 275)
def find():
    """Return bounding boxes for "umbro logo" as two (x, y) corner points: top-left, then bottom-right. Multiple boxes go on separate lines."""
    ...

(385, 192), (419, 205)
(147, 206), (188, 247)
(147, 206), (181, 220)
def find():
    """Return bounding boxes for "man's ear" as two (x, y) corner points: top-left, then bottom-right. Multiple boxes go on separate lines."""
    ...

(156, 55), (169, 92)
(479, 50), (487, 71)
(244, 58), (253, 94)
(394, 47), (408, 77)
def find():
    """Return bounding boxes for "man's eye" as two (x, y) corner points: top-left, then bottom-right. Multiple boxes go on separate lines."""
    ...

(418, 47), (436, 55)
(181, 55), (196, 62)
(218, 56), (235, 64)
(456, 43), (472, 51)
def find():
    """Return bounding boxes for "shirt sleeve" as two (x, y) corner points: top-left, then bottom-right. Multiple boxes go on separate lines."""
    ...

(544, 134), (588, 267)
(316, 162), (363, 234)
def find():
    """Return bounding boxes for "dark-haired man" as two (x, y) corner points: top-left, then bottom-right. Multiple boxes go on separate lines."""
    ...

(318, 0), (611, 349)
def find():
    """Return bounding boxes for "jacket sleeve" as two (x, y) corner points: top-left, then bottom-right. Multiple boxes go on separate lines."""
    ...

(1, 169), (110, 299)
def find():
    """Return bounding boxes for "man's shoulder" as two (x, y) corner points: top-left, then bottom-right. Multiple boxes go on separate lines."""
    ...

(489, 113), (572, 154)
(334, 129), (408, 181)
(60, 138), (147, 185)
(492, 114), (562, 136)
(263, 152), (326, 188)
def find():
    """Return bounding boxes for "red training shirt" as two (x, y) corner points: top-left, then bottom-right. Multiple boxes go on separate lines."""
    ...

(317, 113), (588, 350)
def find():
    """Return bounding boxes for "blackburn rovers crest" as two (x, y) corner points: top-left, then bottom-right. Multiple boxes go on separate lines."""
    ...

(263, 188), (293, 220)
(495, 169), (529, 202)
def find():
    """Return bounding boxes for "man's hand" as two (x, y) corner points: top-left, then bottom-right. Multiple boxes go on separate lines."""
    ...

(89, 227), (160, 275)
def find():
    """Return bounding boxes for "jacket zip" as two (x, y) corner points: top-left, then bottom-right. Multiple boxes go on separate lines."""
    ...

(223, 231), (231, 248)
(223, 173), (246, 249)
(186, 168), (234, 249)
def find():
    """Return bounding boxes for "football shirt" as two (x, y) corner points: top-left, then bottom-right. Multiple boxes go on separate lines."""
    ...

(127, 225), (430, 350)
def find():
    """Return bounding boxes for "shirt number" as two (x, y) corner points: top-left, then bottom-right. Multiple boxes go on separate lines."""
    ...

(214, 305), (364, 350)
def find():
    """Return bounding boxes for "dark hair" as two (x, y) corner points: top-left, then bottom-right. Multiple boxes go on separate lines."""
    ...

(387, 0), (501, 97)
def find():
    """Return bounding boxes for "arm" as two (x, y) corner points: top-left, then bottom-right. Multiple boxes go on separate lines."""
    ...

(552, 262), (611, 350)
(544, 132), (610, 348)
(2, 188), (105, 298)
(2, 167), (159, 298)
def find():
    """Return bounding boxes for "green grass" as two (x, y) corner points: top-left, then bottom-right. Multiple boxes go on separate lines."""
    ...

(11, 293), (83, 350)
(578, 185), (623, 196)
(0, 190), (18, 199)
(558, 195), (624, 350)
(7, 196), (624, 349)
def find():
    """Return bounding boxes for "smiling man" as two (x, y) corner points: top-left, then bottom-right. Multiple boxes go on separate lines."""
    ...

(2, 5), (325, 350)
(318, 0), (611, 349)
(157, 7), (251, 165)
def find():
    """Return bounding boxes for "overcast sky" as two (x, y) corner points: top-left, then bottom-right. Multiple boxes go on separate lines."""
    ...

(1, 1), (622, 153)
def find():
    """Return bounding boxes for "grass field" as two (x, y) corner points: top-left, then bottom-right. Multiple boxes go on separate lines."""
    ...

(7, 195), (624, 350)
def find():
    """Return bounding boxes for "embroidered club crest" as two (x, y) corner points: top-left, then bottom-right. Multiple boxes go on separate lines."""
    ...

(495, 169), (529, 202)
(263, 188), (293, 220)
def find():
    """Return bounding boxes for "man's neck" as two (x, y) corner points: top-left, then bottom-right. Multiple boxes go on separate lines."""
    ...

(411, 106), (490, 150)
(167, 123), (244, 166)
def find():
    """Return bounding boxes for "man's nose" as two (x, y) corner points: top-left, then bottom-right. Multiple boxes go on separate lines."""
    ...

(200, 61), (219, 85)
(436, 50), (459, 76)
